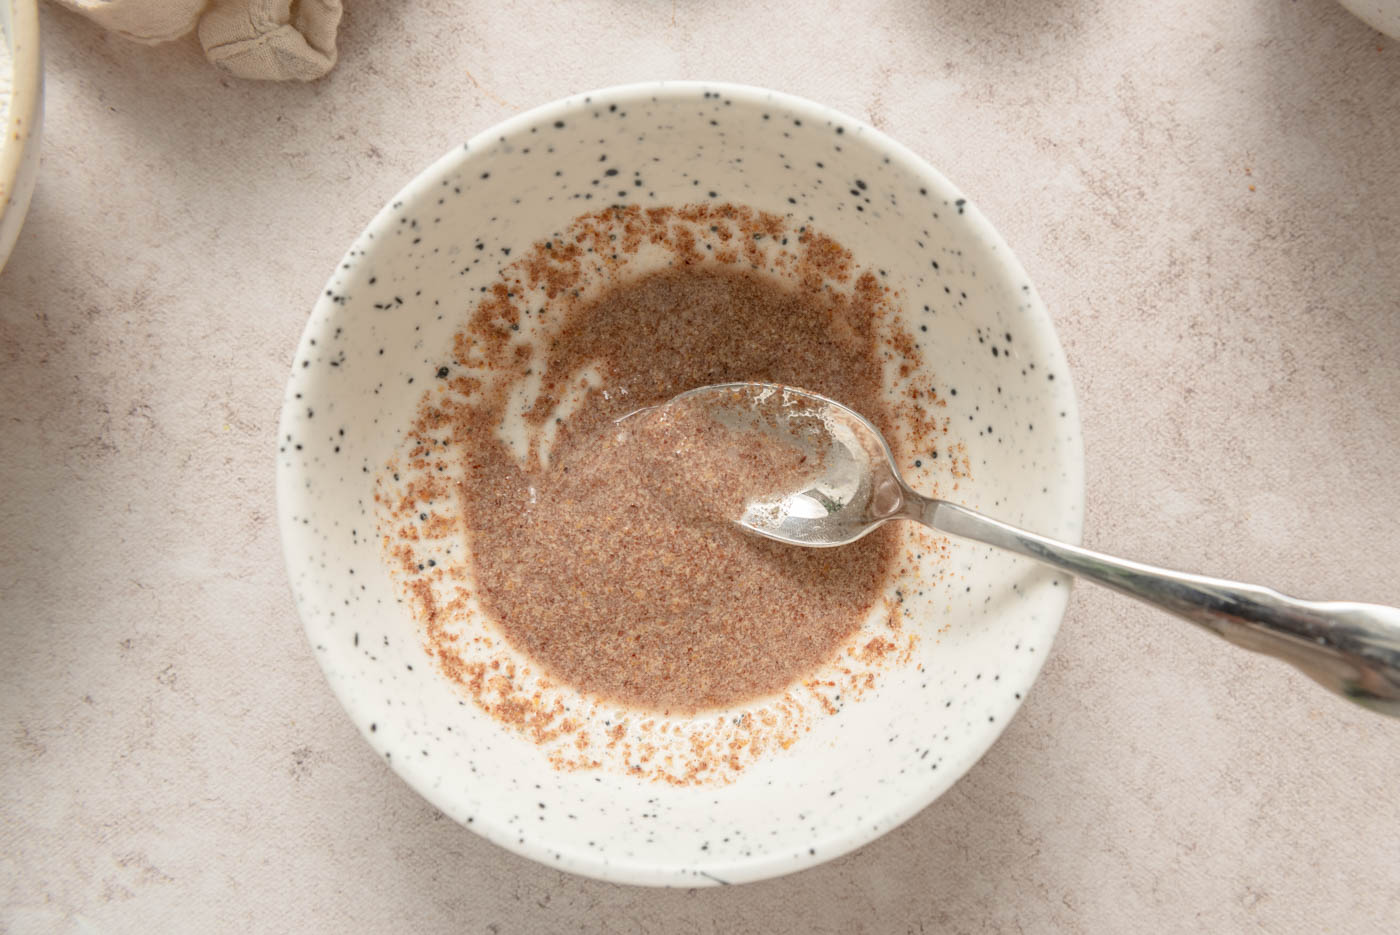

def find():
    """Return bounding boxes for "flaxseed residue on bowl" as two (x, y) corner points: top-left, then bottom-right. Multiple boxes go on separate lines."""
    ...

(376, 203), (963, 784)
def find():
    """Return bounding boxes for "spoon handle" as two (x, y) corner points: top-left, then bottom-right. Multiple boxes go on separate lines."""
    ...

(913, 496), (1400, 717)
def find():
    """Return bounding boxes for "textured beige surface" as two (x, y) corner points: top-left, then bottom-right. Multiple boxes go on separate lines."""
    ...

(2, 1), (1399, 932)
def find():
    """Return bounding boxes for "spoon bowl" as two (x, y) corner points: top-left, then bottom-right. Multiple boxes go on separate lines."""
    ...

(665, 382), (903, 547)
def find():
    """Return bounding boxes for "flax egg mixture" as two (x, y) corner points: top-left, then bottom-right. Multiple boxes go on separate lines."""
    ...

(459, 266), (898, 712)
(382, 204), (951, 743)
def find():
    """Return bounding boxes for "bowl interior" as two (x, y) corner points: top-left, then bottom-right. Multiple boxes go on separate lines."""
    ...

(277, 82), (1083, 886)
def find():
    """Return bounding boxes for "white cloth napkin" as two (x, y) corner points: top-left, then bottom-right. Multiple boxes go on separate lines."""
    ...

(51, 0), (344, 81)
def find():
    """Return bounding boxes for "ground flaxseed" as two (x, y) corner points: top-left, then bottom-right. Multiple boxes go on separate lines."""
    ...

(461, 267), (899, 713)
(377, 204), (954, 782)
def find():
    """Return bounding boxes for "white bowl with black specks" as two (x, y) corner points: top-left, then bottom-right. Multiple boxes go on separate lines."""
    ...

(277, 82), (1084, 886)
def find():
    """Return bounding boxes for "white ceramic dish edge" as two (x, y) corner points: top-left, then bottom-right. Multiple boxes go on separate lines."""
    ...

(0, 0), (42, 274)
(1337, 0), (1400, 37)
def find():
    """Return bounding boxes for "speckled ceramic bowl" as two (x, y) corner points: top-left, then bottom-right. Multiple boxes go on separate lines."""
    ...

(278, 82), (1084, 886)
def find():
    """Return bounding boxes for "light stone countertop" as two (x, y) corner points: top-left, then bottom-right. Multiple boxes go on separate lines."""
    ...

(2, 1), (1398, 932)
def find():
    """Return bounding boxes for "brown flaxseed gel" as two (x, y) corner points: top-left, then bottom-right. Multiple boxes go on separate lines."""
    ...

(462, 265), (898, 712)
(378, 204), (952, 780)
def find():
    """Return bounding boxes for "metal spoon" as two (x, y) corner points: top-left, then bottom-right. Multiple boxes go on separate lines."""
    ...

(670, 382), (1400, 717)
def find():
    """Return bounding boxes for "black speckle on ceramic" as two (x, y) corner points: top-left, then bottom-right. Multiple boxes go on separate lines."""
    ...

(276, 82), (1084, 888)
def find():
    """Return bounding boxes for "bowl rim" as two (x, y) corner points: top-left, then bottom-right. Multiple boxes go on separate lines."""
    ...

(277, 80), (1086, 886)
(1, 0), (40, 211)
